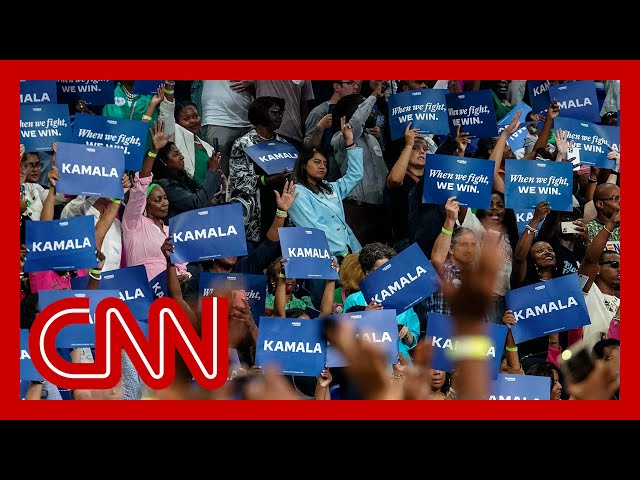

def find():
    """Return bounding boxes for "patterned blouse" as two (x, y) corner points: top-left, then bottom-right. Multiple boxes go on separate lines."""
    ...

(227, 129), (288, 243)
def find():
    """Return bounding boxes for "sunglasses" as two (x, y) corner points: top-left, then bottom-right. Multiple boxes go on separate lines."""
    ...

(601, 195), (621, 202)
(599, 260), (620, 269)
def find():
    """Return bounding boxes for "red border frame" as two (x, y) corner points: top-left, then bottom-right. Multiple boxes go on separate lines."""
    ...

(5, 60), (636, 419)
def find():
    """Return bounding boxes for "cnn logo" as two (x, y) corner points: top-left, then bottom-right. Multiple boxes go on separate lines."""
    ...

(28, 296), (228, 391)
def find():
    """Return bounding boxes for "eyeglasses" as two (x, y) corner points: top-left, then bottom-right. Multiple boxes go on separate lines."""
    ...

(268, 109), (284, 117)
(339, 81), (358, 86)
(599, 260), (620, 269)
(25, 162), (41, 170)
(601, 195), (621, 202)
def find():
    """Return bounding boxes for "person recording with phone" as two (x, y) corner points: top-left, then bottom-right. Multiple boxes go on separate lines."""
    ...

(537, 208), (590, 276)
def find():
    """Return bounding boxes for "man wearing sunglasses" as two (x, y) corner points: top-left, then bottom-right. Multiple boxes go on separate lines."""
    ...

(588, 183), (620, 241)
(579, 206), (620, 352)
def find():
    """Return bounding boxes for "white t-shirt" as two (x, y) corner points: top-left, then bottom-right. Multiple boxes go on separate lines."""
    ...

(461, 212), (513, 296)
(201, 80), (253, 128)
(583, 282), (619, 352)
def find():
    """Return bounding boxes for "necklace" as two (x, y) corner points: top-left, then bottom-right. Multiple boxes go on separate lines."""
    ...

(121, 84), (137, 102)
(256, 131), (274, 141)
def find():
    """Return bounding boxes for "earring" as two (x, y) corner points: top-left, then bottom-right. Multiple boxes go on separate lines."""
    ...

(294, 283), (300, 292)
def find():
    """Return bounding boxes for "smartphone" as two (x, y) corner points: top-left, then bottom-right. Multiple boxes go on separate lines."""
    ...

(397, 324), (404, 333)
(212, 137), (219, 153)
(559, 345), (595, 384)
(561, 221), (580, 234)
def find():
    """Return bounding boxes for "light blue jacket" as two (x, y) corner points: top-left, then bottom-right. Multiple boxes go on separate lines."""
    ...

(288, 147), (363, 255)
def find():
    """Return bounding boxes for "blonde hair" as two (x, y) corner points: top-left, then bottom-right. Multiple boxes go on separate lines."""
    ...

(339, 253), (364, 296)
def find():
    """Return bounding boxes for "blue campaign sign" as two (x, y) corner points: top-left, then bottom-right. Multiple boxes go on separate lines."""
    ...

(498, 102), (532, 125)
(445, 90), (498, 138)
(359, 243), (440, 315)
(99, 266), (154, 322)
(55, 142), (125, 199)
(149, 271), (168, 299)
(489, 374), (550, 400)
(57, 81), (115, 105)
(73, 114), (149, 171)
(426, 312), (508, 378)
(507, 274), (591, 344)
(515, 209), (544, 237)
(550, 81), (600, 123)
(20, 329), (44, 382)
(326, 309), (399, 367)
(169, 203), (247, 264)
(200, 272), (267, 324)
(554, 117), (619, 169)
(527, 80), (551, 115)
(131, 80), (164, 95)
(255, 316), (326, 376)
(243, 141), (299, 175)
(422, 154), (494, 209)
(387, 89), (449, 140)
(278, 227), (339, 280)
(20, 104), (72, 152)
(504, 159), (573, 212)
(38, 289), (120, 347)
(20, 80), (57, 104)
(24, 216), (97, 272)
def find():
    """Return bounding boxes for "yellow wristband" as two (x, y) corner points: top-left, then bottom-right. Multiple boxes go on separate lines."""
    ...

(445, 335), (493, 362)
(147, 151), (157, 158)
(505, 346), (518, 352)
(260, 175), (266, 186)
(110, 198), (121, 204)
(441, 227), (453, 235)
(142, 114), (153, 121)
(279, 273), (286, 279)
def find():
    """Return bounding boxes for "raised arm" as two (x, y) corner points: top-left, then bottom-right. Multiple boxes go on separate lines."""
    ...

(304, 112), (332, 147)
(157, 84), (177, 140)
(578, 209), (619, 293)
(333, 116), (363, 199)
(348, 81), (384, 140)
(431, 197), (459, 275)
(141, 85), (164, 124)
(491, 109), (522, 193)
(40, 144), (59, 222)
(319, 258), (339, 317)
(523, 101), (560, 160)
(161, 237), (198, 326)
(274, 258), (287, 318)
(510, 201), (549, 289)
(266, 179), (298, 242)
(386, 122), (419, 189)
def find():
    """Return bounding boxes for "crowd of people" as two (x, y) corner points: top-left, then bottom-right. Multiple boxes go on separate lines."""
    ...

(19, 79), (620, 401)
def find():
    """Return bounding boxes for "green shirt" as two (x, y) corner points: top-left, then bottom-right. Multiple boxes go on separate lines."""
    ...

(587, 219), (620, 241)
(193, 145), (210, 185)
(265, 294), (314, 311)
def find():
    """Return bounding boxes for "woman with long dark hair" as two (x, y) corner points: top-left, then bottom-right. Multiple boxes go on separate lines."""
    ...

(288, 116), (363, 258)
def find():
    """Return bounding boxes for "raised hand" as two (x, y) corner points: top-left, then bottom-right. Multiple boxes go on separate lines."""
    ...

(533, 200), (551, 222)
(445, 196), (460, 223)
(316, 113), (332, 131)
(546, 100), (560, 119)
(274, 179), (298, 212)
(365, 298), (383, 311)
(502, 309), (517, 325)
(318, 368), (332, 388)
(149, 119), (168, 151)
(341, 115), (354, 145)
(160, 237), (174, 261)
(505, 109), (522, 136)
(455, 125), (471, 155)
(48, 155), (60, 187)
(404, 122), (420, 148)
(149, 85), (165, 109)
(96, 250), (106, 270)
(122, 173), (132, 194)
(607, 145), (620, 168)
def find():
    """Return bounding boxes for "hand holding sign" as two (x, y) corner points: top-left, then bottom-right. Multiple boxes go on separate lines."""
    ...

(122, 173), (133, 194)
(547, 99), (560, 119)
(48, 149), (60, 187)
(365, 298), (383, 311)
(404, 122), (420, 147)
(20, 144), (25, 160)
(161, 237), (174, 262)
(208, 151), (222, 172)
(445, 196), (460, 223)
(533, 201), (551, 223)
(454, 126), (471, 156)
(606, 145), (620, 168)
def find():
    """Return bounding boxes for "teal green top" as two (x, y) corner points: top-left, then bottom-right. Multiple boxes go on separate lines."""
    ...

(265, 294), (314, 311)
(102, 83), (158, 153)
(193, 145), (210, 185)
